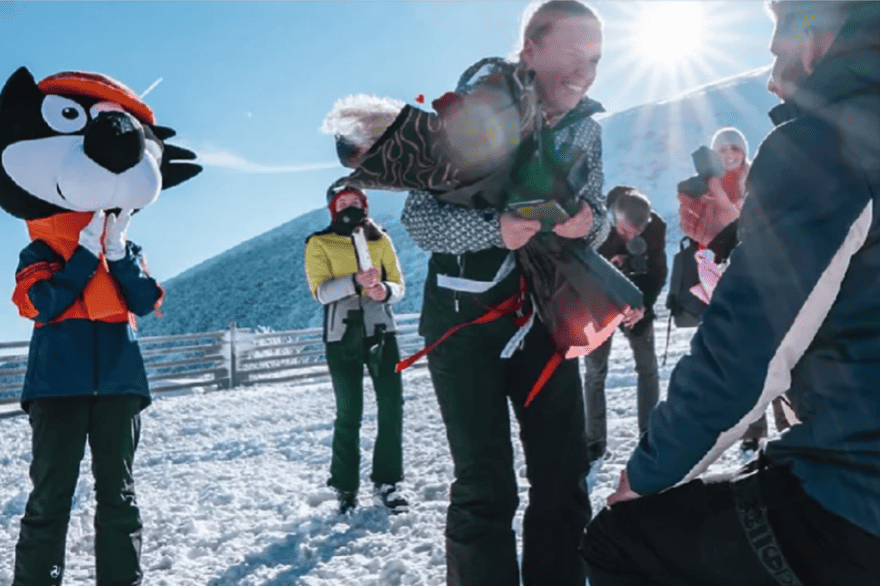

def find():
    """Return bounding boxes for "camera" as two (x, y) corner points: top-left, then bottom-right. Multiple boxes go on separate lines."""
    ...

(677, 146), (726, 198)
(623, 236), (648, 276)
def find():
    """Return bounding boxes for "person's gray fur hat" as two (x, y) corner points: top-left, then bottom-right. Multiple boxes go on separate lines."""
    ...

(711, 127), (749, 155)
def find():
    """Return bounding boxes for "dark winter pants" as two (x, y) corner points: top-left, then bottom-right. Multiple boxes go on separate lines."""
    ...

(582, 460), (880, 586)
(14, 395), (143, 586)
(583, 321), (660, 460)
(325, 331), (404, 493)
(427, 319), (590, 586)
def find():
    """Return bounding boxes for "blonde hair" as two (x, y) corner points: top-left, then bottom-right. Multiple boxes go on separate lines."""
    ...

(711, 127), (749, 159)
(511, 1), (601, 59)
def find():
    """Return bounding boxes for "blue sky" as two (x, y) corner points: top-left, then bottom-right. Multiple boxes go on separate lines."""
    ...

(0, 1), (775, 341)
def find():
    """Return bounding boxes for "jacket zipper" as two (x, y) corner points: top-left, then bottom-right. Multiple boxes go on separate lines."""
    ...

(93, 321), (99, 395)
(454, 254), (466, 313)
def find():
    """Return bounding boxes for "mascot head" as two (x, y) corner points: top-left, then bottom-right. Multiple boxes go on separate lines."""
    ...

(0, 66), (201, 220)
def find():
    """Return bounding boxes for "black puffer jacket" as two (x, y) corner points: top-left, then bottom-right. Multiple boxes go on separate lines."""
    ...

(597, 211), (667, 330)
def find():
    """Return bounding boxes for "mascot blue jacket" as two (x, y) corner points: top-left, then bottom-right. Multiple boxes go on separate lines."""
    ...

(0, 67), (201, 410)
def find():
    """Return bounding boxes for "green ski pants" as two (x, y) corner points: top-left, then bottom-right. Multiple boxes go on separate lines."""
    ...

(325, 331), (404, 493)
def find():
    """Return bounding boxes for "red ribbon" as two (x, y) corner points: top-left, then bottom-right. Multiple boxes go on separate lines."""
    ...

(396, 276), (529, 372)
(524, 351), (564, 407)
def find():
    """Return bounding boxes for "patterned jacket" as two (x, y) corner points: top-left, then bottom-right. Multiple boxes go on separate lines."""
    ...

(401, 58), (609, 341)
(403, 58), (608, 256)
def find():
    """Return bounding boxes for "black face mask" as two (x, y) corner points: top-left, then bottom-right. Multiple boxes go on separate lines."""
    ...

(333, 205), (366, 234)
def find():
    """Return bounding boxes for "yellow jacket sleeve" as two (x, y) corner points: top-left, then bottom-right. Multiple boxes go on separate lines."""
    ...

(304, 236), (358, 303)
(304, 237), (331, 298)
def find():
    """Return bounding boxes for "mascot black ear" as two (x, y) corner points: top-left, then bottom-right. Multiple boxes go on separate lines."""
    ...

(0, 67), (44, 142)
(0, 67), (41, 111)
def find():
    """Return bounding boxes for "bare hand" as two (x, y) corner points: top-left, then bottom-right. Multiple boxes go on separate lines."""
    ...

(500, 212), (541, 250)
(679, 177), (740, 247)
(610, 254), (627, 269)
(355, 267), (381, 289)
(553, 200), (593, 239)
(365, 283), (388, 301)
(607, 469), (641, 506)
(621, 306), (645, 329)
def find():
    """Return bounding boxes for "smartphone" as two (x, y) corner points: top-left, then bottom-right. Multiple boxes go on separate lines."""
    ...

(508, 200), (570, 224)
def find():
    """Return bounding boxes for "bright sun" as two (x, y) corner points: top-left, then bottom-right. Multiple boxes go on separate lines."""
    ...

(602, 0), (746, 106)
(636, 2), (706, 66)
(597, 0), (764, 144)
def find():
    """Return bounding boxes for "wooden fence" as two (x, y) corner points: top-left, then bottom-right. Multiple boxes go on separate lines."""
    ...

(0, 313), (424, 418)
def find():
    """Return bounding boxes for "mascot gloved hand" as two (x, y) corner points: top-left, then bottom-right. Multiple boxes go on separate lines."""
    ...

(1, 66), (201, 584)
(105, 209), (133, 261)
(78, 209), (107, 258)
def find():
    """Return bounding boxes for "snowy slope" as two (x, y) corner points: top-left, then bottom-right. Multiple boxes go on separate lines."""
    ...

(137, 208), (428, 337)
(137, 67), (778, 338)
(0, 302), (773, 585)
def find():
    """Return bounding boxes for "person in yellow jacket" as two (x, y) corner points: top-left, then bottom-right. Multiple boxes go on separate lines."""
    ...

(304, 186), (408, 514)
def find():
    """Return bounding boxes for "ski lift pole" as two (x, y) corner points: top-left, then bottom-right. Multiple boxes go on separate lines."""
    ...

(228, 321), (238, 388)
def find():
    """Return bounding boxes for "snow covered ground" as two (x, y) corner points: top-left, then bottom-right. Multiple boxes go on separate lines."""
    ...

(0, 309), (758, 585)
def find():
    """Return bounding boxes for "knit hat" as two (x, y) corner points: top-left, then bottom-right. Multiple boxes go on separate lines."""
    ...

(710, 127), (748, 156)
(327, 186), (368, 222)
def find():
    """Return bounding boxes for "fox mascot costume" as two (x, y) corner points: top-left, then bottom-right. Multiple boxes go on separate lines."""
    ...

(0, 66), (200, 585)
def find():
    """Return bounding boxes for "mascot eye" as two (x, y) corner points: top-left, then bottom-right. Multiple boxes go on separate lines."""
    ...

(41, 95), (88, 133)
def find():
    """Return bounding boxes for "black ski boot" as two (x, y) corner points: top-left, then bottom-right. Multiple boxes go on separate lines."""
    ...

(336, 489), (357, 515)
(374, 483), (409, 514)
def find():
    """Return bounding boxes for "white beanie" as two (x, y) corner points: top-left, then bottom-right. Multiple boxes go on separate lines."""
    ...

(711, 127), (749, 155)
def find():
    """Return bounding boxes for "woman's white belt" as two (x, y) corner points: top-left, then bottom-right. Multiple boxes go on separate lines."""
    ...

(435, 253), (516, 293)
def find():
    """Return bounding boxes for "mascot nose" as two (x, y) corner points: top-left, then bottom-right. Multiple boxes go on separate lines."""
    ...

(83, 111), (146, 174)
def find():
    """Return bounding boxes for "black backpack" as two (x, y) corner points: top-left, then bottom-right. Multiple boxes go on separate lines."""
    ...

(666, 237), (708, 328)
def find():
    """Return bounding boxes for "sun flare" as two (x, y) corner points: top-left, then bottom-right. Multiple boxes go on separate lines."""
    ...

(601, 1), (760, 109)
(636, 2), (706, 66)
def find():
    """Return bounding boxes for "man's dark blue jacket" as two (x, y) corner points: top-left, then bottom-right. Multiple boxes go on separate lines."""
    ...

(627, 3), (880, 538)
